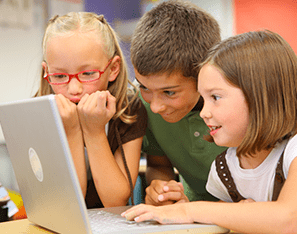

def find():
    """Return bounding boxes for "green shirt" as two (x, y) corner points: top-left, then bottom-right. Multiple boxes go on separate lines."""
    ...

(140, 94), (226, 201)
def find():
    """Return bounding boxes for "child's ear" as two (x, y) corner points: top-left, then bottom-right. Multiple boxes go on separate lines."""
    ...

(108, 56), (121, 82)
(41, 61), (48, 76)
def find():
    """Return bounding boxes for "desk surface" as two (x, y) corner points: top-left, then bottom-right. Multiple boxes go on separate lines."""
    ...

(0, 219), (240, 234)
(0, 219), (54, 234)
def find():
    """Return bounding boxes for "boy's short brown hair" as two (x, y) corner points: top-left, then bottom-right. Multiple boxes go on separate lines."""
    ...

(131, 0), (221, 79)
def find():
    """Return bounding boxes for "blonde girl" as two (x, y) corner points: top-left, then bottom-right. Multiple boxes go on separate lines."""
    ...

(122, 30), (297, 233)
(36, 12), (147, 208)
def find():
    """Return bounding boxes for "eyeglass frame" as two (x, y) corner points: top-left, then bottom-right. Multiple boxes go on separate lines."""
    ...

(43, 58), (113, 85)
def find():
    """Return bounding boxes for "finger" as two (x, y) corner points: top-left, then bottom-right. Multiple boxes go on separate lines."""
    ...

(95, 91), (108, 109)
(122, 205), (155, 222)
(121, 204), (145, 218)
(158, 191), (185, 203)
(145, 194), (174, 205)
(106, 91), (116, 114)
(134, 212), (155, 223)
(55, 94), (66, 109)
(145, 195), (174, 206)
(177, 182), (184, 191)
(151, 180), (169, 194)
(124, 206), (163, 224)
(85, 92), (99, 110)
(145, 190), (175, 205)
(145, 191), (159, 205)
(163, 181), (184, 192)
(145, 185), (166, 205)
(78, 93), (89, 107)
(55, 94), (74, 116)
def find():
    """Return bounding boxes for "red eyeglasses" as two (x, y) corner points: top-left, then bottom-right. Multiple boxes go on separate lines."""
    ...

(44, 58), (113, 85)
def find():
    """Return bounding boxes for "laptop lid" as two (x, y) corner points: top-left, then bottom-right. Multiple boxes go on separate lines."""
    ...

(0, 95), (229, 234)
(0, 95), (92, 233)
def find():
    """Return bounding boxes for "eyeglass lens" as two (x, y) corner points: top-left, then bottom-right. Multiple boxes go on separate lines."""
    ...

(48, 70), (101, 83)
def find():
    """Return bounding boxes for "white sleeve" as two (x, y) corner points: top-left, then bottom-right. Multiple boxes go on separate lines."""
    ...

(206, 160), (233, 202)
(283, 135), (297, 178)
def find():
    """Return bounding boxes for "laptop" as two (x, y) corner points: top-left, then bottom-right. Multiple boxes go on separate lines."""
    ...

(0, 95), (229, 234)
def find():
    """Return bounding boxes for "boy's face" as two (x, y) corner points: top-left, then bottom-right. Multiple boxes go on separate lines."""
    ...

(135, 69), (199, 123)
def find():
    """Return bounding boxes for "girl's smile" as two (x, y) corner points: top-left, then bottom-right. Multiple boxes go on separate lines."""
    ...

(208, 125), (222, 136)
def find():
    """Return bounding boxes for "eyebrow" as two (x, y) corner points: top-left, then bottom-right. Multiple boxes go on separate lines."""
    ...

(135, 77), (180, 90)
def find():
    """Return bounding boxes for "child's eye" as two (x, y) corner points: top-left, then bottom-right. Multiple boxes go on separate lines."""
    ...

(82, 71), (96, 76)
(212, 94), (221, 101)
(139, 85), (149, 91)
(54, 74), (67, 79)
(164, 91), (175, 96)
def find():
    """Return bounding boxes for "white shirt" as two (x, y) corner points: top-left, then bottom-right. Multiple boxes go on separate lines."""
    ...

(206, 134), (297, 202)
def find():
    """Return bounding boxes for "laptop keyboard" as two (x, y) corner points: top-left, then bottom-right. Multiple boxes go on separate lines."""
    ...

(88, 209), (161, 234)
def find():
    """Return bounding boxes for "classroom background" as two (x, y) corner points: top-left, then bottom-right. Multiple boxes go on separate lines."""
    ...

(0, 0), (296, 209)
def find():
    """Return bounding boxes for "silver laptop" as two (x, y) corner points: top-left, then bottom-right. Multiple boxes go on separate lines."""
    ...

(0, 95), (229, 234)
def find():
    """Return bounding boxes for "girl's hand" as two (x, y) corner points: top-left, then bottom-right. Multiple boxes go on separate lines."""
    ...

(121, 203), (194, 224)
(55, 94), (81, 135)
(77, 91), (116, 136)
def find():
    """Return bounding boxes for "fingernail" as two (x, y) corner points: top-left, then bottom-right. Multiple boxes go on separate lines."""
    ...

(163, 186), (169, 191)
(134, 217), (139, 222)
(121, 212), (126, 217)
(158, 194), (164, 201)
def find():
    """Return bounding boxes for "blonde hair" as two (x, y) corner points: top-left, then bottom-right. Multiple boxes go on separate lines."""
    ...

(36, 12), (137, 124)
(201, 30), (297, 157)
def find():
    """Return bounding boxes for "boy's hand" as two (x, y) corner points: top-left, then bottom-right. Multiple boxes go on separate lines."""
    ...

(145, 180), (189, 206)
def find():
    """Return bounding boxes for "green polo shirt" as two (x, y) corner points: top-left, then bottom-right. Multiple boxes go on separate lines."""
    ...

(140, 94), (226, 201)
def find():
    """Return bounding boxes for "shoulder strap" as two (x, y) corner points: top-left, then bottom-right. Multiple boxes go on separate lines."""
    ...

(215, 150), (245, 202)
(272, 151), (286, 201)
(216, 148), (286, 202)
(114, 121), (134, 205)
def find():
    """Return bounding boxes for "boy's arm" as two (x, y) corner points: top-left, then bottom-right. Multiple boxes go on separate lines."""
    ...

(145, 154), (175, 184)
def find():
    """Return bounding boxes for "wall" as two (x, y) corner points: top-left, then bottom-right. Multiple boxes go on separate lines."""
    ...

(0, 1), (44, 104)
(86, 0), (234, 82)
(234, 0), (297, 53)
(0, 0), (84, 190)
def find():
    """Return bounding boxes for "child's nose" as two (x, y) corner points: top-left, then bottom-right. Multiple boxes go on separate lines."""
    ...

(67, 78), (83, 95)
(150, 95), (166, 114)
(200, 105), (212, 119)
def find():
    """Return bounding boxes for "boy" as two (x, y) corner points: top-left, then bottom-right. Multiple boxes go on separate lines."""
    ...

(131, 0), (226, 205)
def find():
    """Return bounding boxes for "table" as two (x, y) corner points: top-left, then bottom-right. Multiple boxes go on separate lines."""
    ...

(0, 218), (237, 234)
(0, 219), (54, 234)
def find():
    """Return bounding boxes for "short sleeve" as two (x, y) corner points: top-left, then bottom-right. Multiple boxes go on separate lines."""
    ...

(121, 97), (148, 144)
(141, 127), (166, 156)
(283, 135), (297, 177)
